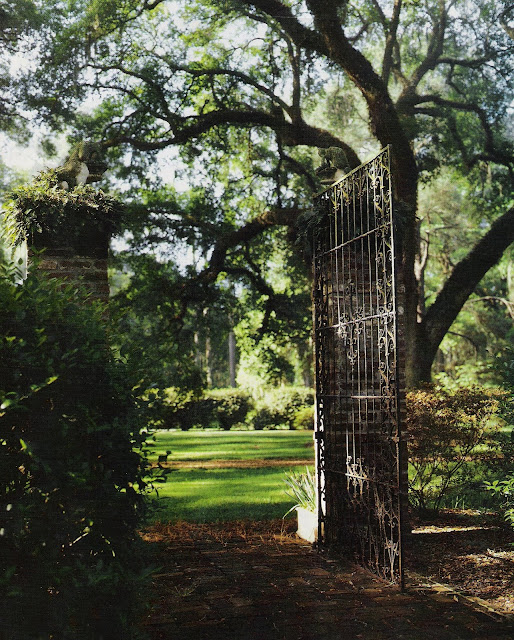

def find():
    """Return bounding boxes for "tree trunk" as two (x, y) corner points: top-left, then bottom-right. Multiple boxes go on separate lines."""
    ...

(228, 330), (236, 388)
(298, 338), (313, 388)
(408, 205), (514, 387)
(205, 335), (212, 387)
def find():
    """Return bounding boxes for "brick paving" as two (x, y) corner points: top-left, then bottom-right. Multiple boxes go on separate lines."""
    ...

(142, 521), (514, 640)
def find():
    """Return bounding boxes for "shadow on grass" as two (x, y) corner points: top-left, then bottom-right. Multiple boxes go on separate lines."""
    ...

(147, 430), (314, 462)
(149, 496), (297, 523)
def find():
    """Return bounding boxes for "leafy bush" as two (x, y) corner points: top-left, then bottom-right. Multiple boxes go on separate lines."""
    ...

(249, 407), (278, 431)
(484, 474), (514, 529)
(0, 263), (148, 639)
(406, 385), (512, 515)
(292, 405), (315, 430)
(206, 388), (252, 430)
(249, 386), (314, 430)
(159, 387), (213, 431)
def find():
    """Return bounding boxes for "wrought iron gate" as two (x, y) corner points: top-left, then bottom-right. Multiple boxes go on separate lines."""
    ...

(312, 146), (407, 585)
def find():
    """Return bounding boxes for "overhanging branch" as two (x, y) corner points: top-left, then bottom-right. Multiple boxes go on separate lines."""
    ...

(104, 107), (361, 165)
(422, 205), (514, 358)
(171, 206), (302, 327)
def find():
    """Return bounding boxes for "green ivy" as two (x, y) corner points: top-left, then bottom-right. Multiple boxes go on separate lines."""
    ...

(3, 169), (124, 248)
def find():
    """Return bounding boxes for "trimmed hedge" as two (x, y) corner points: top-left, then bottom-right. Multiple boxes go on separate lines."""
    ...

(0, 263), (148, 639)
(207, 388), (252, 430)
(249, 386), (314, 430)
(159, 388), (213, 431)
(161, 388), (252, 431)
(160, 386), (315, 431)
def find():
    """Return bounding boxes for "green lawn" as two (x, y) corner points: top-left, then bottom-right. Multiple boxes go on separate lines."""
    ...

(146, 429), (314, 463)
(145, 430), (315, 523)
(149, 466), (312, 523)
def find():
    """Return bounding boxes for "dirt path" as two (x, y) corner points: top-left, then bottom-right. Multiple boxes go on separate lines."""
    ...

(141, 519), (514, 640)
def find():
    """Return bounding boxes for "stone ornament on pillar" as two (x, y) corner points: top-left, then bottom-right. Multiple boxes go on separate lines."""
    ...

(55, 140), (108, 190)
(316, 147), (351, 186)
(4, 140), (122, 303)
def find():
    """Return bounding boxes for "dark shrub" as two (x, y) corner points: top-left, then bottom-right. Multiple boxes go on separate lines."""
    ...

(0, 263), (148, 639)
(406, 385), (511, 515)
(161, 388), (252, 431)
(249, 407), (277, 431)
(206, 388), (252, 430)
(160, 389), (215, 430)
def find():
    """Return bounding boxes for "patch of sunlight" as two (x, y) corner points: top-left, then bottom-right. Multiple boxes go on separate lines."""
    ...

(412, 525), (497, 534)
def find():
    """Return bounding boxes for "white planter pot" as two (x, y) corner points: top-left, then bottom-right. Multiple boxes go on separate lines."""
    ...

(296, 506), (318, 543)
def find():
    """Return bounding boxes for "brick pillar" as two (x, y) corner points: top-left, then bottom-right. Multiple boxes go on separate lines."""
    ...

(28, 228), (110, 303)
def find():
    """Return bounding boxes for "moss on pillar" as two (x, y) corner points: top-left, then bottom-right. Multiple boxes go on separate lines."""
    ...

(4, 169), (124, 301)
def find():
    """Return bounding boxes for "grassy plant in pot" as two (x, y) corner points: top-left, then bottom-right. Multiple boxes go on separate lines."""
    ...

(284, 467), (318, 543)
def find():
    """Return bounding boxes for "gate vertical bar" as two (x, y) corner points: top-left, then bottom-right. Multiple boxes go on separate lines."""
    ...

(313, 146), (406, 585)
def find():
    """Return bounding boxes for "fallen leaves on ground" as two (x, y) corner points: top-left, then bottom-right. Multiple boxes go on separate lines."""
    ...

(408, 509), (514, 615)
(142, 510), (514, 617)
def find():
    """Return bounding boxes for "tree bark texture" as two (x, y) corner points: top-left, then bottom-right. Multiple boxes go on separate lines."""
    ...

(413, 206), (514, 384)
(101, 0), (512, 387)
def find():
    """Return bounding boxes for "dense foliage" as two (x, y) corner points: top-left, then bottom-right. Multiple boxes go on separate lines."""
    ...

(159, 385), (314, 431)
(249, 386), (314, 431)
(485, 474), (514, 529)
(160, 388), (250, 431)
(0, 262), (149, 639)
(2, 0), (512, 387)
(4, 170), (124, 249)
(406, 385), (513, 514)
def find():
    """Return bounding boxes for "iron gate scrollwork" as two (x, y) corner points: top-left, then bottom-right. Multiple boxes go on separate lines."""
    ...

(313, 146), (407, 585)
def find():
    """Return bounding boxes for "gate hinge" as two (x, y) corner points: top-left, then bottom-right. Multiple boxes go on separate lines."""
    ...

(314, 431), (325, 441)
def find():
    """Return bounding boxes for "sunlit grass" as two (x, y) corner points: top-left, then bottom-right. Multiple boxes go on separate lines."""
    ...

(146, 429), (314, 463)
(148, 466), (314, 523)
(143, 430), (315, 523)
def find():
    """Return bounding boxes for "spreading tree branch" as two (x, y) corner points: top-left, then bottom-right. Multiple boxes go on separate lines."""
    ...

(407, 1), (447, 92)
(422, 205), (514, 360)
(238, 0), (327, 54)
(205, 207), (301, 278)
(381, 0), (403, 84)
(500, 6), (514, 40)
(410, 95), (514, 168)
(446, 330), (480, 354)
(169, 206), (301, 326)
(465, 296), (514, 321)
(103, 107), (361, 166)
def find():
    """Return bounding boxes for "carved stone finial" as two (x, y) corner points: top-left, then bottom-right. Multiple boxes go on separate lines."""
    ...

(55, 140), (108, 189)
(316, 146), (351, 185)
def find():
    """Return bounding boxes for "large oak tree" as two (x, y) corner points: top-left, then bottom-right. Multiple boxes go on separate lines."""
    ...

(7, 0), (514, 386)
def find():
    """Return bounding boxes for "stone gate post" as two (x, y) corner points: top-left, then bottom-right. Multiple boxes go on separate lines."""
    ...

(28, 227), (111, 303)
(11, 141), (117, 303)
